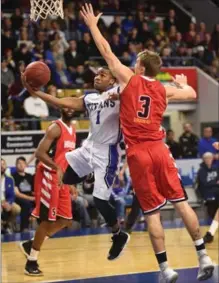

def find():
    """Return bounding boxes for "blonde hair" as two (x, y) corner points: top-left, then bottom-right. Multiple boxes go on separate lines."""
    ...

(137, 50), (162, 77)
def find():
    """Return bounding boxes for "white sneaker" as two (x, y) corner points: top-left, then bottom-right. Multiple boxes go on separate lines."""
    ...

(159, 268), (179, 283)
(197, 255), (214, 281)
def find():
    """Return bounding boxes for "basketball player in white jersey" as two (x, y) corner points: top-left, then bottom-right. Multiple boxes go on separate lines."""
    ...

(21, 67), (129, 261)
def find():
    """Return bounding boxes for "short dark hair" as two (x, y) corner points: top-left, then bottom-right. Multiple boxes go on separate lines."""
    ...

(137, 49), (162, 77)
(16, 156), (26, 164)
(166, 129), (174, 135)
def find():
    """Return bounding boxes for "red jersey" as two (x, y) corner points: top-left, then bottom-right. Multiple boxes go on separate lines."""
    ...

(46, 119), (76, 171)
(120, 75), (166, 147)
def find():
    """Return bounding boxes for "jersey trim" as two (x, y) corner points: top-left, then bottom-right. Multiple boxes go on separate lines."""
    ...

(104, 145), (119, 188)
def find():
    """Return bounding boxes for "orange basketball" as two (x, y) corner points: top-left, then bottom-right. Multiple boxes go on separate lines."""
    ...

(24, 61), (51, 88)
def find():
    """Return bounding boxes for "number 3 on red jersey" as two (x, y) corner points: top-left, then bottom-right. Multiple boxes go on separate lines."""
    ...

(137, 95), (151, 119)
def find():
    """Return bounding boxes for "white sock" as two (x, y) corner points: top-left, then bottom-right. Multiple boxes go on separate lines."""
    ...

(159, 261), (168, 272)
(209, 220), (219, 236)
(28, 248), (39, 261)
(194, 239), (207, 258)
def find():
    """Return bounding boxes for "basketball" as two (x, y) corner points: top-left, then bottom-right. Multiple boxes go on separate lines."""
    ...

(24, 61), (51, 88)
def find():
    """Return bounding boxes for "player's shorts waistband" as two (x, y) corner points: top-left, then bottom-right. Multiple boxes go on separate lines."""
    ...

(83, 139), (119, 149)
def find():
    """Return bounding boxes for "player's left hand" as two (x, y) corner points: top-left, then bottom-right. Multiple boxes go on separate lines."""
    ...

(80, 3), (102, 27)
(21, 73), (38, 94)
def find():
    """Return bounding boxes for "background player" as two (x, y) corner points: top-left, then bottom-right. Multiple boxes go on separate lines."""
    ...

(21, 67), (130, 262)
(80, 4), (214, 282)
(20, 108), (76, 276)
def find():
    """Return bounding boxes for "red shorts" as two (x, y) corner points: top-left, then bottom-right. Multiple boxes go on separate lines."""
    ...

(127, 141), (187, 214)
(32, 165), (72, 221)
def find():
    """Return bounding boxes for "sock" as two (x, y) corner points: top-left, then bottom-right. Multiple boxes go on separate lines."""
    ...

(208, 220), (219, 236)
(194, 239), (207, 258)
(28, 248), (39, 261)
(155, 251), (168, 271)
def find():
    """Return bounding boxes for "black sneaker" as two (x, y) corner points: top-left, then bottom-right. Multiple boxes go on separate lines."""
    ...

(107, 231), (130, 260)
(19, 240), (33, 257)
(24, 260), (43, 276)
(204, 232), (214, 244)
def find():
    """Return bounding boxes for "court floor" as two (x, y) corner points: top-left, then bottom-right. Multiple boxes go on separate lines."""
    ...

(2, 221), (219, 283)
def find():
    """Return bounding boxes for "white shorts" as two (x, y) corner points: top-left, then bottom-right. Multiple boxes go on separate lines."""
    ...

(65, 141), (121, 201)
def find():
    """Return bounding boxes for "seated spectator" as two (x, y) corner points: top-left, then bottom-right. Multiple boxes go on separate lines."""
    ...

(47, 85), (61, 118)
(2, 29), (17, 56)
(161, 46), (172, 67)
(1, 158), (21, 233)
(166, 129), (182, 159)
(12, 157), (35, 232)
(198, 126), (218, 157)
(110, 176), (126, 224)
(164, 9), (178, 31)
(110, 34), (124, 57)
(1, 58), (15, 88)
(179, 122), (199, 158)
(45, 42), (66, 71)
(139, 21), (154, 43)
(54, 60), (73, 89)
(78, 32), (95, 60)
(196, 152), (219, 243)
(211, 23), (219, 51)
(155, 20), (166, 39)
(122, 13), (134, 35)
(32, 41), (45, 62)
(24, 92), (49, 130)
(184, 22), (196, 45)
(109, 15), (122, 34)
(64, 40), (84, 73)
(71, 185), (92, 228)
(11, 8), (23, 31)
(17, 27), (33, 49)
(82, 173), (105, 226)
(4, 48), (16, 72)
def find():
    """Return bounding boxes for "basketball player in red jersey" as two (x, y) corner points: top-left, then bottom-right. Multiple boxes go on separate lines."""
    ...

(20, 108), (76, 276)
(81, 4), (214, 282)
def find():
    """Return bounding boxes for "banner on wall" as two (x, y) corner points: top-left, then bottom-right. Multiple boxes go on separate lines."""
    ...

(156, 67), (198, 93)
(1, 130), (89, 167)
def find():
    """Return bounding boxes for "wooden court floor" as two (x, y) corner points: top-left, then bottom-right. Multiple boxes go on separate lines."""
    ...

(2, 226), (218, 283)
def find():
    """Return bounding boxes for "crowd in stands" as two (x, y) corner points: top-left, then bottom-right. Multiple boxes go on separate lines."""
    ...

(1, 1), (219, 123)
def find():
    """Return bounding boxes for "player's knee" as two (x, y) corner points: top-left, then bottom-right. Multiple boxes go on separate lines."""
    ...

(93, 196), (117, 227)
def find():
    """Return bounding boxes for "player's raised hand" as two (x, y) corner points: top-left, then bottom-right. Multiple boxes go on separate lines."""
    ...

(213, 142), (219, 150)
(21, 72), (38, 94)
(172, 74), (188, 88)
(107, 93), (120, 101)
(80, 3), (102, 27)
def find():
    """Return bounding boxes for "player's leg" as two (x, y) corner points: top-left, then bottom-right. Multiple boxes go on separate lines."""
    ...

(204, 208), (219, 243)
(127, 143), (178, 282)
(160, 143), (214, 281)
(125, 194), (141, 233)
(93, 145), (130, 260)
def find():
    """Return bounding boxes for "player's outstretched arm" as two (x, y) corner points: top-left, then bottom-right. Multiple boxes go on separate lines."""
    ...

(80, 3), (133, 89)
(165, 74), (197, 101)
(21, 73), (85, 111)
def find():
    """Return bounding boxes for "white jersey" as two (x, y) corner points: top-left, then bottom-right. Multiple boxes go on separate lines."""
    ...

(84, 86), (122, 145)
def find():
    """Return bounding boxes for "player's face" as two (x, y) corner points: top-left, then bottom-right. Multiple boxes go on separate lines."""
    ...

(62, 108), (75, 121)
(94, 68), (115, 92)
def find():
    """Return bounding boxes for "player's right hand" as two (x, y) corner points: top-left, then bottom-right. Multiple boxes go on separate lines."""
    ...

(172, 74), (188, 88)
(21, 73), (38, 94)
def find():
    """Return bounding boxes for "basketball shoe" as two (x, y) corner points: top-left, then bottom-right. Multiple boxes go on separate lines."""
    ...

(159, 268), (178, 283)
(107, 231), (130, 260)
(197, 255), (214, 281)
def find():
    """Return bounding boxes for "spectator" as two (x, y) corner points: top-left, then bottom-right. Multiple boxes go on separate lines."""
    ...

(196, 152), (219, 243)
(156, 20), (166, 39)
(4, 48), (16, 71)
(128, 28), (140, 45)
(184, 22), (196, 45)
(2, 29), (17, 56)
(1, 158), (21, 233)
(171, 32), (183, 55)
(198, 22), (207, 41)
(198, 126), (218, 157)
(109, 15), (122, 34)
(32, 41), (45, 61)
(164, 9), (178, 31)
(1, 58), (15, 87)
(47, 85), (61, 118)
(24, 93), (49, 129)
(45, 42), (66, 70)
(12, 157), (35, 232)
(17, 27), (33, 49)
(13, 44), (33, 66)
(166, 129), (182, 159)
(211, 23), (219, 51)
(161, 46), (172, 67)
(139, 21), (154, 43)
(64, 40), (84, 72)
(54, 60), (73, 89)
(122, 13), (134, 35)
(168, 25), (177, 42)
(179, 122), (199, 158)
(82, 173), (105, 225)
(10, 8), (23, 31)
(111, 34), (124, 56)
(78, 32), (95, 60)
